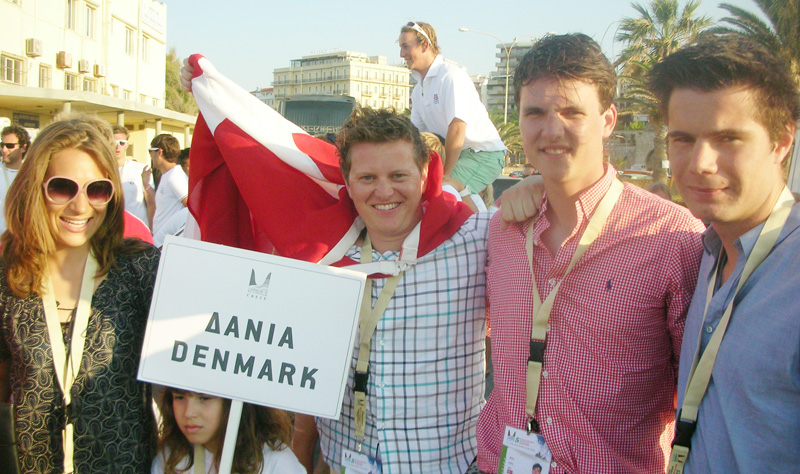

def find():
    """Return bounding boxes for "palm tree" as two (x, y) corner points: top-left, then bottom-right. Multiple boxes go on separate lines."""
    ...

(712, 0), (799, 82)
(490, 110), (524, 165)
(615, 0), (712, 182)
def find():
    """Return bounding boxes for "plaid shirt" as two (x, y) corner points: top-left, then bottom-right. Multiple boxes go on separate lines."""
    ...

(318, 212), (491, 474)
(477, 166), (705, 474)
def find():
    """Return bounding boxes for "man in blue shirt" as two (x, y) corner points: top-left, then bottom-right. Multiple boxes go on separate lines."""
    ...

(648, 34), (800, 472)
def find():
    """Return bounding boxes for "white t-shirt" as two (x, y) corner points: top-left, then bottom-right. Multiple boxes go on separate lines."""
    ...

(0, 166), (19, 234)
(410, 55), (505, 153)
(119, 159), (153, 228)
(152, 165), (189, 247)
(150, 443), (305, 474)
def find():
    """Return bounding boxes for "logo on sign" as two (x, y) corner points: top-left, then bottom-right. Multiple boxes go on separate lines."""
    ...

(247, 270), (271, 300)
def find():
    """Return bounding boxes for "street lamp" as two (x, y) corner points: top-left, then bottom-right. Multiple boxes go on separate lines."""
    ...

(458, 28), (555, 124)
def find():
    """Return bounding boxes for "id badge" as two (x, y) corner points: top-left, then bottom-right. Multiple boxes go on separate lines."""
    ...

(497, 425), (552, 474)
(341, 449), (382, 474)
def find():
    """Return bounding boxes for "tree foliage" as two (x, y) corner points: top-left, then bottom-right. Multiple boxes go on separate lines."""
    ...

(615, 0), (711, 181)
(490, 110), (525, 165)
(165, 48), (198, 115)
(711, 0), (800, 82)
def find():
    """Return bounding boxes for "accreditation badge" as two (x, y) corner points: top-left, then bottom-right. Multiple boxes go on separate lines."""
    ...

(498, 425), (552, 474)
(341, 449), (382, 474)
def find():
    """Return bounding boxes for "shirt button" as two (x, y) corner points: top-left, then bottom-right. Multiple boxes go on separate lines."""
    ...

(706, 326), (714, 334)
(533, 238), (539, 246)
(542, 370), (548, 378)
(546, 324), (551, 332)
(546, 416), (553, 424)
(379, 339), (386, 346)
(379, 382), (385, 388)
(552, 461), (558, 468)
(378, 422), (385, 429)
(548, 278), (556, 286)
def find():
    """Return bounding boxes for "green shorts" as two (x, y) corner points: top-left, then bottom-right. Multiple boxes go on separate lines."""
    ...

(450, 148), (506, 194)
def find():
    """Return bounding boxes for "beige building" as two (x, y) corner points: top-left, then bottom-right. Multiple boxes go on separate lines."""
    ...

(273, 50), (411, 113)
(0, 0), (195, 164)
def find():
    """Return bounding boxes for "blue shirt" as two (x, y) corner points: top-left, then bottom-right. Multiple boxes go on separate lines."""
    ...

(677, 202), (800, 473)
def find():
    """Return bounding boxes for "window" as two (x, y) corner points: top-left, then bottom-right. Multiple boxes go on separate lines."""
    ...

(83, 78), (95, 92)
(125, 28), (134, 56)
(39, 64), (52, 88)
(141, 36), (150, 62)
(65, 73), (78, 91)
(66, 0), (76, 30)
(84, 4), (95, 37)
(1, 55), (23, 85)
(122, 89), (131, 101)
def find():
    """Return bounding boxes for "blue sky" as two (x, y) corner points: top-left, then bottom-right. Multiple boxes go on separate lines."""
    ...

(165, 0), (763, 90)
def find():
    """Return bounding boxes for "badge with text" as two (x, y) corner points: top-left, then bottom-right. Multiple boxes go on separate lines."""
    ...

(138, 236), (366, 419)
(498, 425), (552, 474)
(341, 449), (381, 474)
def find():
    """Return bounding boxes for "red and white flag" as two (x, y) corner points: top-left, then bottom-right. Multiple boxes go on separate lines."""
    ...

(186, 54), (472, 270)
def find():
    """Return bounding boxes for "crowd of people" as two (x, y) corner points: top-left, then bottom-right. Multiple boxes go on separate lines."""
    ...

(0, 20), (798, 474)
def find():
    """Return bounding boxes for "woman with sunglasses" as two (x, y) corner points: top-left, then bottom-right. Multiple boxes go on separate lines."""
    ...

(0, 115), (159, 474)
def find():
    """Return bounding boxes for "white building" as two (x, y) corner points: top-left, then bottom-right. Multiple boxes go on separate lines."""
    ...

(0, 0), (195, 163)
(273, 50), (410, 112)
(251, 87), (274, 109)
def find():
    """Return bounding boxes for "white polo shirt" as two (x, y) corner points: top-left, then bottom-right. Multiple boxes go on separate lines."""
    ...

(410, 55), (505, 153)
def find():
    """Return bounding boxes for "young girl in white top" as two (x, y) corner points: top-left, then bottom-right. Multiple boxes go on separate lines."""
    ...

(151, 388), (305, 474)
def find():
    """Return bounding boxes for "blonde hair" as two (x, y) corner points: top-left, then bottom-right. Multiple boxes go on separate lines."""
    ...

(1, 113), (143, 297)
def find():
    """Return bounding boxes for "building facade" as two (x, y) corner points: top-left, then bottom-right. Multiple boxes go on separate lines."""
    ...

(251, 87), (274, 109)
(485, 41), (536, 114)
(0, 0), (195, 163)
(273, 50), (410, 113)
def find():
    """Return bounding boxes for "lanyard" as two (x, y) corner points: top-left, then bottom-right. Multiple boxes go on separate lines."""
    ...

(668, 186), (794, 474)
(41, 253), (98, 474)
(352, 235), (403, 451)
(524, 178), (623, 432)
(194, 444), (206, 474)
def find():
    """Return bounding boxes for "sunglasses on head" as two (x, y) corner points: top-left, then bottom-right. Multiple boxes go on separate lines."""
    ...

(42, 176), (115, 206)
(1, 143), (19, 150)
(115, 139), (128, 147)
(405, 22), (432, 45)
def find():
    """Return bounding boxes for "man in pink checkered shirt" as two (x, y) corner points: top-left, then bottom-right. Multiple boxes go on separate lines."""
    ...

(475, 34), (706, 474)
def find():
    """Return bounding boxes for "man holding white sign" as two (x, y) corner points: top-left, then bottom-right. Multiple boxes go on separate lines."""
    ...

(181, 58), (490, 473)
(294, 109), (490, 474)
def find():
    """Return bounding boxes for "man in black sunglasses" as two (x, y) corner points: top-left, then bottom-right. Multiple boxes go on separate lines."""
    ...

(399, 21), (506, 210)
(1, 125), (30, 233)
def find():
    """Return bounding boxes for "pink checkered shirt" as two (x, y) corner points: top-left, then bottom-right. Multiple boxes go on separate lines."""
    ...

(477, 165), (705, 473)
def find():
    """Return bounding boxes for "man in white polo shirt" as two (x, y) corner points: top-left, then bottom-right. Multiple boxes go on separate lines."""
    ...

(400, 21), (506, 202)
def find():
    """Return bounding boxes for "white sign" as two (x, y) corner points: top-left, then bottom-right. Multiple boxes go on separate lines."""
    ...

(138, 236), (365, 419)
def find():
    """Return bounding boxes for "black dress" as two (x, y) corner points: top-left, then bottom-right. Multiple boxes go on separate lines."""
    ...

(0, 246), (160, 474)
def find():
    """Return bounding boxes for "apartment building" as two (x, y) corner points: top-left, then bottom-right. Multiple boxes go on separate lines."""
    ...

(273, 50), (411, 113)
(0, 0), (195, 163)
(486, 41), (535, 114)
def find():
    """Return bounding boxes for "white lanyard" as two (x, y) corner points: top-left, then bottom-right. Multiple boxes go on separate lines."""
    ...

(668, 186), (794, 474)
(524, 178), (623, 431)
(352, 235), (403, 450)
(41, 253), (98, 474)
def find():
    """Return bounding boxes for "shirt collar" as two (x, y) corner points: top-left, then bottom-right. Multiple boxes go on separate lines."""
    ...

(529, 163), (617, 238)
(410, 55), (444, 83)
